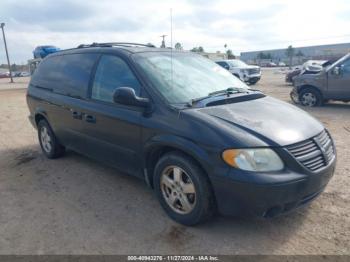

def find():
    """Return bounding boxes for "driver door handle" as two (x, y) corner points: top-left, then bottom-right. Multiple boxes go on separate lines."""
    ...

(71, 110), (82, 120)
(84, 114), (96, 123)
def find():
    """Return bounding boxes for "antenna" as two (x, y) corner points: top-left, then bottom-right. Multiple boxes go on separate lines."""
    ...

(170, 8), (173, 91)
(160, 34), (167, 48)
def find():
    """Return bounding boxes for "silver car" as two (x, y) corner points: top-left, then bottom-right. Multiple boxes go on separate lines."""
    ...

(291, 53), (350, 106)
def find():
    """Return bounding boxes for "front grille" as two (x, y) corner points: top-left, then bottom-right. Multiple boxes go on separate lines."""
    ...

(248, 68), (260, 75)
(286, 130), (335, 172)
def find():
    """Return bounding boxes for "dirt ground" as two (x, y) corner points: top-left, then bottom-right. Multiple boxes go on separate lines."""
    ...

(0, 70), (349, 255)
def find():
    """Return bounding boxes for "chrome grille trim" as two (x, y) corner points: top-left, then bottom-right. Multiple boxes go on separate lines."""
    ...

(247, 68), (260, 75)
(286, 130), (335, 172)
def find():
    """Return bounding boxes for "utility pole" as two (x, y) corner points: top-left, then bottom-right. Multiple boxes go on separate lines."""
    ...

(1, 23), (13, 83)
(160, 34), (167, 48)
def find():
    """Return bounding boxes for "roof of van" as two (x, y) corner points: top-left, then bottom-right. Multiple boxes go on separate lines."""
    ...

(52, 43), (183, 56)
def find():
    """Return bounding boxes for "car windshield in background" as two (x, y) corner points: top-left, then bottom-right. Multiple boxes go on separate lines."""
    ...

(227, 60), (247, 67)
(133, 52), (248, 104)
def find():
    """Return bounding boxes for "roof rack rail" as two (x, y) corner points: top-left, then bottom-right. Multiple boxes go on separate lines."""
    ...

(77, 42), (156, 48)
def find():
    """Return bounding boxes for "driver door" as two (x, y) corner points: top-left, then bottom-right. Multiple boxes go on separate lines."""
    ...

(327, 59), (350, 100)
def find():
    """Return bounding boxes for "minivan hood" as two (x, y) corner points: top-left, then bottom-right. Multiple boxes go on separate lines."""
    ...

(197, 96), (323, 146)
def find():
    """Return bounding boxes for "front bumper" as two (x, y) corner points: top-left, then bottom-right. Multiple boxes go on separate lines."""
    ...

(290, 89), (300, 104)
(210, 158), (335, 218)
(243, 73), (261, 83)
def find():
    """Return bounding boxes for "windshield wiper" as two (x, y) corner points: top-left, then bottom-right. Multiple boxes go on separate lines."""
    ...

(188, 87), (249, 107)
(208, 87), (247, 96)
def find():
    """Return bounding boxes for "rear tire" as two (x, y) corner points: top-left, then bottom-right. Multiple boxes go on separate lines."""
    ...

(299, 88), (323, 107)
(153, 152), (215, 226)
(38, 119), (65, 159)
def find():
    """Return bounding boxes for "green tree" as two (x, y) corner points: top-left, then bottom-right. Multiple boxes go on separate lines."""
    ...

(10, 64), (17, 72)
(257, 52), (264, 60)
(286, 45), (295, 68)
(190, 46), (204, 53)
(174, 42), (183, 50)
(226, 49), (235, 59)
(295, 50), (304, 64)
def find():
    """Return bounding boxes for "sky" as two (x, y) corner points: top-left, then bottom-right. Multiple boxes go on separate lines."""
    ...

(1, 0), (350, 64)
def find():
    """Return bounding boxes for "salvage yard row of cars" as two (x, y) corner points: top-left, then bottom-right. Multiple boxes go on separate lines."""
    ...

(287, 53), (350, 107)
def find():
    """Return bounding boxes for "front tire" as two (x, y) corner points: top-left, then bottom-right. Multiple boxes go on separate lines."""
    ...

(299, 88), (323, 107)
(38, 119), (65, 159)
(153, 152), (215, 226)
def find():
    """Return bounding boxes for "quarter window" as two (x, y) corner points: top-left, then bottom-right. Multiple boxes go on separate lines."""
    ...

(92, 55), (141, 103)
(31, 53), (98, 98)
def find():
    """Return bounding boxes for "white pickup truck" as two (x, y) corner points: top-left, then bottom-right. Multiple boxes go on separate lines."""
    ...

(216, 59), (261, 85)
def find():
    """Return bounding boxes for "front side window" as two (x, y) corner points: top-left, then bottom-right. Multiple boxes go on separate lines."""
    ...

(92, 55), (141, 103)
(341, 59), (350, 75)
(134, 52), (248, 104)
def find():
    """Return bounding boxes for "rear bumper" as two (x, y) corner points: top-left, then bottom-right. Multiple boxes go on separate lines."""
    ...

(210, 159), (335, 218)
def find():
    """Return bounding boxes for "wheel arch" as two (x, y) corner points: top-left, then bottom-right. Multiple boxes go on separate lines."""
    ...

(34, 112), (48, 126)
(143, 135), (213, 188)
(298, 84), (323, 96)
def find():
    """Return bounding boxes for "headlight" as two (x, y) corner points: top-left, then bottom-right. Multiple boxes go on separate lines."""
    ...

(222, 148), (284, 172)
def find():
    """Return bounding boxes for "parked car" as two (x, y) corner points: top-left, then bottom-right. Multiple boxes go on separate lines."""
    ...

(33, 45), (60, 59)
(285, 67), (302, 83)
(215, 59), (261, 84)
(266, 62), (277, 67)
(27, 43), (336, 225)
(291, 53), (350, 106)
(278, 62), (286, 67)
(286, 61), (331, 84)
(0, 71), (9, 78)
(19, 71), (31, 77)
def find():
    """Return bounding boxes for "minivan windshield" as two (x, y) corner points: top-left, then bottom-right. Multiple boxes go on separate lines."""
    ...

(134, 52), (248, 104)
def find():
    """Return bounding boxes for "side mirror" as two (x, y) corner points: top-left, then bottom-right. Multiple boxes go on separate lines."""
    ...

(113, 87), (150, 108)
(333, 66), (341, 76)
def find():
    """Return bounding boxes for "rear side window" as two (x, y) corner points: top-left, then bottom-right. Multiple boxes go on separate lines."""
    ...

(91, 55), (141, 103)
(31, 53), (98, 98)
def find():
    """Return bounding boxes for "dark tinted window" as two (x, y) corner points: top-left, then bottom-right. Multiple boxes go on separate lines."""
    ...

(31, 55), (62, 87)
(31, 53), (98, 98)
(216, 61), (229, 69)
(341, 59), (350, 75)
(91, 55), (141, 103)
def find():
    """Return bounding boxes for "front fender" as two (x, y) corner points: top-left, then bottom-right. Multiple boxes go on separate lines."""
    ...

(143, 134), (226, 179)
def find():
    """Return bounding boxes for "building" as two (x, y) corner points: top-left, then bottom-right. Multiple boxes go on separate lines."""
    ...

(240, 42), (350, 66)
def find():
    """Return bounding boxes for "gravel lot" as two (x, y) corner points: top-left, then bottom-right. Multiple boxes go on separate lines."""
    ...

(0, 70), (349, 255)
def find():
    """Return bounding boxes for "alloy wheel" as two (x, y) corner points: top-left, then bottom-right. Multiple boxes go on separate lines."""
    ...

(40, 126), (52, 153)
(160, 166), (196, 214)
(301, 92), (317, 106)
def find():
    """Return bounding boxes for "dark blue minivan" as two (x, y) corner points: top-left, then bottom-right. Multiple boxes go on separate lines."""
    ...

(26, 43), (336, 225)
